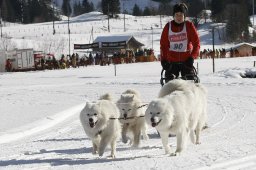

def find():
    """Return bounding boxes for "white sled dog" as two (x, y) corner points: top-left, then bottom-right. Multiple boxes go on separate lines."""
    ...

(145, 79), (207, 156)
(80, 93), (121, 158)
(116, 89), (149, 147)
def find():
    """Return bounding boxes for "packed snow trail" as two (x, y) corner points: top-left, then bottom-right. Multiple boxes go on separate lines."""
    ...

(1, 80), (256, 170)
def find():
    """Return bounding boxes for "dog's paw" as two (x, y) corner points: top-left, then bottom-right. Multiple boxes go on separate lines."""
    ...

(169, 134), (176, 137)
(164, 149), (172, 155)
(92, 150), (98, 155)
(107, 154), (116, 159)
(196, 141), (201, 145)
(143, 135), (149, 140)
(170, 152), (181, 156)
(131, 144), (139, 148)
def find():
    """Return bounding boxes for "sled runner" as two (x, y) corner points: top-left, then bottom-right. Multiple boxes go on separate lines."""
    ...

(160, 62), (200, 86)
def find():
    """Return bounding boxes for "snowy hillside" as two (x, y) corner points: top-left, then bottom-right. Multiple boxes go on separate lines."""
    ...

(2, 11), (230, 59)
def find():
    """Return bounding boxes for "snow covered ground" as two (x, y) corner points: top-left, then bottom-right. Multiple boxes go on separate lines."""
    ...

(1, 56), (256, 169)
(1, 10), (256, 170)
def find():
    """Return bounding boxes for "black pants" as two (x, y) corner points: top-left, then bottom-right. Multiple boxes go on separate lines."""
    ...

(165, 62), (195, 83)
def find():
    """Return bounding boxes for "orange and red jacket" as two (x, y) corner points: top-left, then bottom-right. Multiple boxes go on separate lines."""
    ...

(160, 20), (200, 62)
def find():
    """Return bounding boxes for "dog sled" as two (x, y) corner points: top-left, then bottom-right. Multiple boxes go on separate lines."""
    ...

(160, 62), (200, 86)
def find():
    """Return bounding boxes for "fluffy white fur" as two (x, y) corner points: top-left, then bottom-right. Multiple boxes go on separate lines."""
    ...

(116, 89), (149, 147)
(80, 93), (121, 158)
(145, 79), (207, 156)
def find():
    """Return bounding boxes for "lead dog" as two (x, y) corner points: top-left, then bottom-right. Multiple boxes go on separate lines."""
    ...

(80, 94), (121, 158)
(116, 89), (149, 147)
(145, 79), (207, 156)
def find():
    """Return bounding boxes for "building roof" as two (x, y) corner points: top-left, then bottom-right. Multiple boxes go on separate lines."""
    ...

(93, 35), (144, 46)
(74, 35), (144, 51)
(227, 43), (255, 51)
(232, 43), (255, 49)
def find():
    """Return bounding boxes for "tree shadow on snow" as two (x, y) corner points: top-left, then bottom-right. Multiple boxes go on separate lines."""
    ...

(23, 147), (92, 156)
(78, 76), (102, 79)
(116, 145), (162, 152)
(33, 137), (89, 143)
(147, 132), (161, 139)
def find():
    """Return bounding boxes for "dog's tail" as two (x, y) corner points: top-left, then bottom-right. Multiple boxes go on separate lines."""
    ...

(99, 93), (113, 101)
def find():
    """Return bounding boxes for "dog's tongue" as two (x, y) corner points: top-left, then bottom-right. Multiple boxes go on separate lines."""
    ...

(89, 123), (95, 128)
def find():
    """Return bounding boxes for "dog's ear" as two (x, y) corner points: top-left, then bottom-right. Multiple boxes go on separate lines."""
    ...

(121, 94), (125, 100)
(86, 102), (92, 108)
(127, 94), (134, 100)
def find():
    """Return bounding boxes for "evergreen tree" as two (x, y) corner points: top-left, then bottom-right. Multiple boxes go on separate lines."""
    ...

(62, 0), (72, 16)
(82, 0), (89, 13)
(0, 0), (59, 24)
(111, 0), (120, 16)
(89, 2), (95, 12)
(150, 7), (158, 16)
(40, 0), (55, 22)
(143, 6), (151, 16)
(101, 0), (108, 15)
(211, 0), (226, 22)
(10, 0), (22, 22)
(225, 1), (250, 42)
(30, 0), (42, 22)
(73, 1), (82, 16)
(132, 4), (142, 16)
(1, 0), (15, 22)
(152, 0), (172, 15)
(102, 0), (120, 17)
(22, 0), (31, 24)
(73, 0), (94, 16)
(151, 0), (172, 3)
(225, 4), (239, 42)
(183, 0), (204, 27)
(158, 2), (172, 16)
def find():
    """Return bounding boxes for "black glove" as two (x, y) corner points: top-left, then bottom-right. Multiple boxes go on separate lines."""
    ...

(161, 60), (170, 70)
(185, 57), (194, 67)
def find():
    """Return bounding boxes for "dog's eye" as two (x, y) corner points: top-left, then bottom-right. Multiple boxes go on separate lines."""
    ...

(128, 109), (131, 111)
(94, 113), (97, 116)
(122, 109), (125, 111)
(150, 112), (153, 114)
(157, 112), (160, 115)
(87, 114), (90, 116)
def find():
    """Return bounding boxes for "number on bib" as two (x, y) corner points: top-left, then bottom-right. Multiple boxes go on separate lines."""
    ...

(174, 43), (183, 50)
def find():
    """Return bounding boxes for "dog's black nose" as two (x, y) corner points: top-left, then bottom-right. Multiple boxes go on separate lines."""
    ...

(124, 114), (127, 118)
(150, 117), (155, 122)
(89, 118), (93, 122)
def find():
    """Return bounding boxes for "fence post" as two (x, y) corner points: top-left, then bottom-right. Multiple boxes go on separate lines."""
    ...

(114, 64), (116, 76)
(197, 62), (199, 74)
(212, 27), (215, 73)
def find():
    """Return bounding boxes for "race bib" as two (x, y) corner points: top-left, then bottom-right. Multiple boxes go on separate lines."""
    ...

(169, 22), (188, 52)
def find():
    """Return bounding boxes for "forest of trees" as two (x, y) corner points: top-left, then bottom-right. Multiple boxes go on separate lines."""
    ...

(101, 0), (120, 17)
(211, 0), (252, 42)
(73, 0), (94, 16)
(0, 0), (254, 42)
(0, 0), (58, 24)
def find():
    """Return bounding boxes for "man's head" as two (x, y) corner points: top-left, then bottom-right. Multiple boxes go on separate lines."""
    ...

(173, 3), (188, 24)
